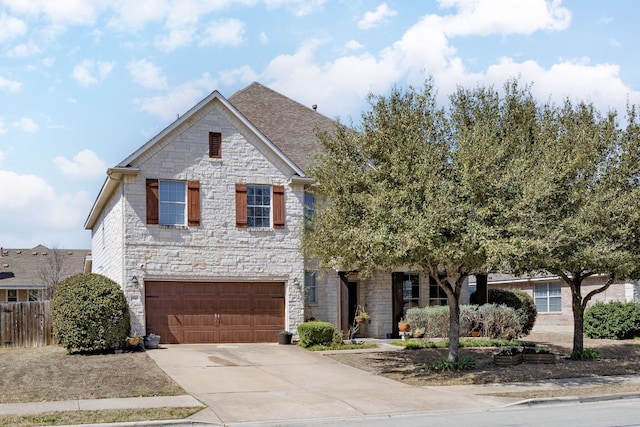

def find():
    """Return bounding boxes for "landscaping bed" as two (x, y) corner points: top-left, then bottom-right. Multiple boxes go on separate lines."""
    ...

(326, 330), (640, 389)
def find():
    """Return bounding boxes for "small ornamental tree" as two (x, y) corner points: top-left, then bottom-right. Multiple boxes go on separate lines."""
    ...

(52, 273), (130, 353)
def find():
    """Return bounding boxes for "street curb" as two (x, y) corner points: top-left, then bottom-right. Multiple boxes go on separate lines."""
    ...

(506, 392), (640, 407)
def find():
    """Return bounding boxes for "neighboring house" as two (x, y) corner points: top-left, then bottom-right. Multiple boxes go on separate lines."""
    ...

(470, 274), (640, 328)
(0, 245), (91, 302)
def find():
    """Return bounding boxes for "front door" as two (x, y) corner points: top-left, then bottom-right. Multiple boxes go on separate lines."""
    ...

(391, 272), (404, 338)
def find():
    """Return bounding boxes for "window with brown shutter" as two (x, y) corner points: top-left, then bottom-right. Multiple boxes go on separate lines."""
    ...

(187, 180), (200, 226)
(235, 183), (286, 229)
(209, 132), (221, 158)
(235, 183), (248, 227)
(146, 179), (200, 227)
(146, 179), (159, 224)
(272, 185), (285, 229)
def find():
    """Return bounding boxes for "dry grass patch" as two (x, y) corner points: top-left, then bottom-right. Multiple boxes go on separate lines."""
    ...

(0, 407), (202, 426)
(0, 346), (185, 404)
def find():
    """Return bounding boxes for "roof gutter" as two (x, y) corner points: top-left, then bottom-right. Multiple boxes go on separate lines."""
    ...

(84, 167), (140, 230)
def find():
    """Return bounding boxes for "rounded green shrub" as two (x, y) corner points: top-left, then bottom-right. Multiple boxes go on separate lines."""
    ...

(405, 307), (429, 331)
(488, 288), (537, 336)
(297, 321), (343, 348)
(585, 301), (640, 340)
(52, 273), (131, 353)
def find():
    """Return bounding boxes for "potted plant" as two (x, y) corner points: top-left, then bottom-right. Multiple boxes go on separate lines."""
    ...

(126, 331), (143, 348)
(355, 307), (370, 324)
(413, 327), (425, 338)
(144, 333), (161, 349)
(493, 346), (523, 366)
(398, 318), (410, 332)
(278, 330), (293, 345)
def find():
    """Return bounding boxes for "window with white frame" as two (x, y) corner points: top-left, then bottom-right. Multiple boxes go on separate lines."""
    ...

(247, 185), (271, 228)
(304, 271), (317, 304)
(534, 282), (562, 312)
(159, 180), (186, 225)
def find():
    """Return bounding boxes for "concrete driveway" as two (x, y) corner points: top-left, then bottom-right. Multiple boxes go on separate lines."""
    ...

(146, 343), (510, 425)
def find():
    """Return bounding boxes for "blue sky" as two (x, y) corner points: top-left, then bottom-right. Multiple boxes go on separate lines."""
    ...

(1, 0), (639, 249)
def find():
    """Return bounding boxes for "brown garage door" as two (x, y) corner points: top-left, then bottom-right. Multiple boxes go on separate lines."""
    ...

(145, 281), (285, 344)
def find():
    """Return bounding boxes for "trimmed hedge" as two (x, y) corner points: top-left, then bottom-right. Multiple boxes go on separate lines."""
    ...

(584, 301), (640, 340)
(406, 304), (522, 339)
(487, 288), (537, 336)
(297, 321), (343, 348)
(52, 273), (131, 353)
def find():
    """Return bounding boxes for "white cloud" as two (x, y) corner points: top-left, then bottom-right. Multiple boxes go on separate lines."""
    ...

(358, 3), (397, 30)
(7, 41), (42, 57)
(13, 118), (39, 133)
(0, 150), (4, 161)
(219, 65), (257, 86)
(155, 27), (195, 52)
(437, 0), (572, 36)
(0, 12), (26, 42)
(53, 149), (107, 179)
(0, 76), (22, 93)
(261, 0), (638, 122)
(609, 38), (621, 48)
(259, 31), (269, 45)
(1, 0), (103, 25)
(71, 59), (116, 86)
(345, 40), (364, 51)
(42, 56), (56, 67)
(201, 18), (245, 47)
(264, 0), (326, 16)
(133, 73), (217, 121)
(107, 0), (168, 31)
(0, 119), (7, 136)
(0, 169), (92, 247)
(127, 59), (168, 90)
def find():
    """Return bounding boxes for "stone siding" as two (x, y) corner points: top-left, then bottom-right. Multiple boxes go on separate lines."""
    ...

(92, 99), (305, 334)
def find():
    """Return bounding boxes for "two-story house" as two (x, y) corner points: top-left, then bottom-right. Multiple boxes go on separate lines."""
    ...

(84, 83), (338, 343)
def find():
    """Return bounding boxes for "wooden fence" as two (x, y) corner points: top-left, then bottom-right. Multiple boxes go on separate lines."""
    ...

(0, 301), (53, 347)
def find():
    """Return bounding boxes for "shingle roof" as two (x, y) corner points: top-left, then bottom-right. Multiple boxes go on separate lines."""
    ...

(229, 82), (336, 173)
(0, 245), (90, 289)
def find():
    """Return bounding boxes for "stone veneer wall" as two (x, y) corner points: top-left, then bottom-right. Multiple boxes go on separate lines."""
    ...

(91, 99), (305, 335)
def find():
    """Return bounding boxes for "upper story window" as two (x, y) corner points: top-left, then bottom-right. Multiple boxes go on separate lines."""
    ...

(209, 132), (221, 158)
(159, 180), (186, 225)
(146, 179), (200, 227)
(235, 183), (285, 229)
(534, 282), (561, 312)
(247, 185), (271, 228)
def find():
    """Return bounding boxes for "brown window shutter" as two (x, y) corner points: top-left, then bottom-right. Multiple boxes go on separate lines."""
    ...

(146, 179), (159, 224)
(187, 180), (200, 226)
(235, 183), (247, 228)
(272, 185), (285, 229)
(209, 132), (221, 158)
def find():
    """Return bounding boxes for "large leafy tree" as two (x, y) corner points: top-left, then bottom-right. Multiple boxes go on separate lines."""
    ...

(513, 101), (640, 357)
(305, 80), (534, 362)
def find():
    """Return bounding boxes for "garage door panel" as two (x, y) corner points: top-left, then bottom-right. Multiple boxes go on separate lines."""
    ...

(145, 281), (285, 344)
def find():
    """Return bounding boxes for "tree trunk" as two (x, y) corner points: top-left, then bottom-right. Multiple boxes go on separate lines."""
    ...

(572, 295), (584, 357)
(447, 296), (461, 362)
